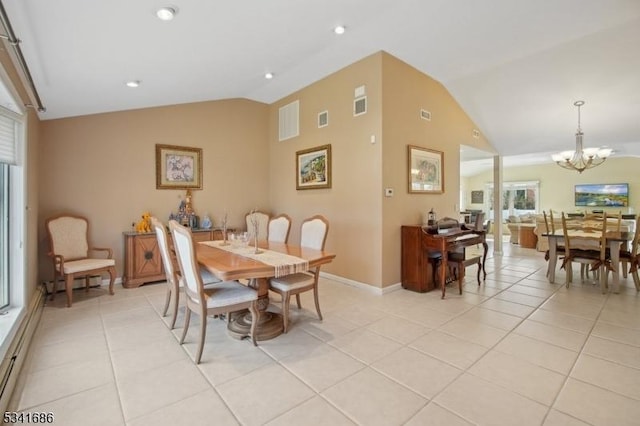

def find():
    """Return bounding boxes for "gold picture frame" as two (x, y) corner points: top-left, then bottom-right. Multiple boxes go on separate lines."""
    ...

(156, 144), (203, 189)
(408, 145), (444, 194)
(296, 144), (331, 190)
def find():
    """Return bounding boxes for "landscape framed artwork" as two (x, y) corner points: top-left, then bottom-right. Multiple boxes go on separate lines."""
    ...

(296, 144), (331, 190)
(156, 144), (203, 189)
(408, 145), (444, 194)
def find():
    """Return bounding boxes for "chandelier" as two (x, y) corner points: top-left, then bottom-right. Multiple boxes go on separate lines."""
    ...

(551, 100), (612, 173)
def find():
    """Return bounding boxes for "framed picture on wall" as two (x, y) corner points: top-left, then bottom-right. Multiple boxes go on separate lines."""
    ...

(471, 190), (484, 203)
(156, 144), (203, 189)
(407, 145), (444, 193)
(296, 144), (332, 190)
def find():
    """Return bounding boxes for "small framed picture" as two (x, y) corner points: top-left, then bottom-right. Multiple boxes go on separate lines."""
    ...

(471, 190), (484, 203)
(156, 144), (202, 189)
(296, 144), (331, 190)
(408, 145), (444, 193)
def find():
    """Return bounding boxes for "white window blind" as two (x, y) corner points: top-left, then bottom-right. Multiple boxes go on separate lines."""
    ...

(0, 109), (19, 165)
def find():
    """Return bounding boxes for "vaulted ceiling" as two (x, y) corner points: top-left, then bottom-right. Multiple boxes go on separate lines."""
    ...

(3, 0), (640, 170)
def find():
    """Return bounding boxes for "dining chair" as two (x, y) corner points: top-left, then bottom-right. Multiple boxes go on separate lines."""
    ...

(619, 213), (640, 291)
(268, 214), (292, 243)
(169, 220), (260, 364)
(268, 215), (329, 333)
(245, 210), (270, 242)
(151, 217), (221, 330)
(45, 214), (116, 307)
(560, 212), (608, 291)
(543, 210), (566, 278)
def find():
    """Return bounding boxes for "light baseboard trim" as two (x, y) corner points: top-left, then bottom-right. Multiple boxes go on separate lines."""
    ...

(319, 272), (401, 296)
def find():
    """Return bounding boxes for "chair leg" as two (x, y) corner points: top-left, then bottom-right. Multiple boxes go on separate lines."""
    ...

(108, 266), (116, 295)
(632, 270), (640, 291)
(248, 302), (259, 346)
(313, 285), (323, 321)
(295, 294), (302, 309)
(162, 288), (171, 317)
(65, 274), (74, 307)
(195, 312), (207, 364)
(457, 261), (464, 294)
(169, 289), (179, 330)
(180, 309), (191, 344)
(282, 294), (291, 333)
(476, 261), (481, 285)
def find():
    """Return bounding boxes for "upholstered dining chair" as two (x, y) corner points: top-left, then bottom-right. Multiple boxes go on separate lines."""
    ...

(619, 213), (640, 291)
(245, 210), (270, 242)
(169, 220), (259, 364)
(269, 215), (329, 333)
(268, 214), (291, 243)
(45, 214), (116, 307)
(151, 217), (220, 330)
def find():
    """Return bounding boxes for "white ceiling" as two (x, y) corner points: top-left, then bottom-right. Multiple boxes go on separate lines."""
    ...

(3, 0), (640, 171)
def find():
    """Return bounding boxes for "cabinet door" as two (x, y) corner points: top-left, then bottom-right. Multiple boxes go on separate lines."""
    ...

(132, 234), (163, 278)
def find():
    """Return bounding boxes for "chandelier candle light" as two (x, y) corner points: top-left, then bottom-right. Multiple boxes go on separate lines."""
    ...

(551, 100), (612, 173)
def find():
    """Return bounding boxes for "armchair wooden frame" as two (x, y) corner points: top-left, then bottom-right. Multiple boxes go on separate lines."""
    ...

(45, 214), (116, 307)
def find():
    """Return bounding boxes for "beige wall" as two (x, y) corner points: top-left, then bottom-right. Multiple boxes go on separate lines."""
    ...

(38, 99), (269, 281)
(269, 52), (384, 286)
(465, 157), (640, 215)
(380, 53), (495, 287)
(268, 52), (496, 289)
(34, 50), (497, 290)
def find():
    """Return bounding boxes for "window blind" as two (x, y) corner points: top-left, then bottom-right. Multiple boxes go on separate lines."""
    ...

(0, 112), (17, 165)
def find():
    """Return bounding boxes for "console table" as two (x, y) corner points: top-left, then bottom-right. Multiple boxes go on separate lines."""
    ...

(122, 228), (228, 288)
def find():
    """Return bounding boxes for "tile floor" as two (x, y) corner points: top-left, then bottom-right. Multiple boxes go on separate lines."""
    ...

(9, 242), (640, 425)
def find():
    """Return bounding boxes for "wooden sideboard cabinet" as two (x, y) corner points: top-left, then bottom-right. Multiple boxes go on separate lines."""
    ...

(122, 228), (216, 288)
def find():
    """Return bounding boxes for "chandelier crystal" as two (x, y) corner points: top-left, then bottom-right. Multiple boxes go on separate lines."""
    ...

(551, 101), (612, 173)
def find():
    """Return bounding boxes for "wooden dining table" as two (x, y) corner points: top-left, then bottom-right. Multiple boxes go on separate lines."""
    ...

(545, 229), (633, 293)
(196, 240), (336, 340)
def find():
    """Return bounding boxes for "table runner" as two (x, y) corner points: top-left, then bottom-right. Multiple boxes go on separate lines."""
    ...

(201, 240), (309, 278)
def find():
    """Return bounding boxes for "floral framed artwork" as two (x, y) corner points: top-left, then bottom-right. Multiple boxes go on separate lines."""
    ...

(296, 144), (331, 190)
(408, 145), (444, 193)
(156, 144), (203, 189)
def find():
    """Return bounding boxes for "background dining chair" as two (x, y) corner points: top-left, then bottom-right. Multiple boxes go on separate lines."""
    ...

(245, 210), (270, 241)
(169, 220), (259, 364)
(268, 214), (291, 243)
(46, 214), (116, 307)
(151, 217), (220, 330)
(268, 215), (329, 333)
(560, 212), (608, 291)
(619, 213), (640, 291)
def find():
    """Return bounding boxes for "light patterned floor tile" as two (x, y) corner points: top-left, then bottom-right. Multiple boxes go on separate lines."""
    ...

(514, 320), (588, 352)
(328, 329), (402, 364)
(495, 333), (579, 375)
(322, 368), (427, 426)
(365, 315), (430, 344)
(265, 396), (355, 426)
(570, 354), (640, 400)
(410, 330), (489, 369)
(405, 403), (474, 426)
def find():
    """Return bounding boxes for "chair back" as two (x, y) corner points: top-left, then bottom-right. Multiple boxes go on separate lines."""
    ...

(151, 217), (177, 286)
(630, 213), (640, 257)
(46, 215), (89, 260)
(169, 220), (204, 303)
(300, 215), (329, 250)
(246, 211), (270, 241)
(473, 212), (485, 231)
(268, 214), (291, 243)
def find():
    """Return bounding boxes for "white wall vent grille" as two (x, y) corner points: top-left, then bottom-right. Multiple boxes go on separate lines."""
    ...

(354, 96), (367, 117)
(420, 109), (431, 121)
(279, 100), (299, 141)
(318, 110), (328, 128)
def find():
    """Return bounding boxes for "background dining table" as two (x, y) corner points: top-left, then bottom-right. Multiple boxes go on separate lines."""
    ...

(544, 230), (633, 293)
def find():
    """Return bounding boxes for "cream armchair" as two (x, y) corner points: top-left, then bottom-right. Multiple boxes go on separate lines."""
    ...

(46, 214), (116, 307)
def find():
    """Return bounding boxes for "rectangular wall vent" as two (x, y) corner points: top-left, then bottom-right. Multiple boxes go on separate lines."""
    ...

(318, 110), (328, 128)
(472, 129), (480, 139)
(420, 109), (431, 121)
(279, 100), (299, 141)
(354, 96), (367, 117)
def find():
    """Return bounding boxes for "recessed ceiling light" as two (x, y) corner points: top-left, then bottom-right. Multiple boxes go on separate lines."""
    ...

(156, 6), (178, 21)
(264, 72), (274, 79)
(334, 25), (346, 35)
(126, 80), (141, 88)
